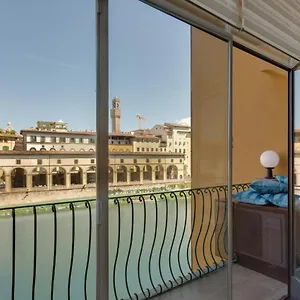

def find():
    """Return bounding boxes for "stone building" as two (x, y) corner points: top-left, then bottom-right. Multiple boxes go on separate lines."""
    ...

(151, 123), (191, 176)
(0, 122), (21, 151)
(20, 120), (96, 152)
(0, 151), (184, 193)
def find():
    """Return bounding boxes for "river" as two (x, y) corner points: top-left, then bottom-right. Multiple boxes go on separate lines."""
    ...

(0, 197), (191, 300)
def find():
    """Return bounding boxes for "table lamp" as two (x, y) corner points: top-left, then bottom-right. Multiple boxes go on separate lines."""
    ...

(260, 150), (280, 179)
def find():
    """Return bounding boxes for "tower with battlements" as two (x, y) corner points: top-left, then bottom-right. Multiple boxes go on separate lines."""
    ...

(110, 97), (121, 133)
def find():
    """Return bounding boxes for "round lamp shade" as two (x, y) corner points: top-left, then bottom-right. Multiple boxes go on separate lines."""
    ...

(260, 150), (280, 168)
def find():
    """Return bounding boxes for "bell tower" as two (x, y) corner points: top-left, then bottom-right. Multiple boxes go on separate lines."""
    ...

(110, 97), (121, 133)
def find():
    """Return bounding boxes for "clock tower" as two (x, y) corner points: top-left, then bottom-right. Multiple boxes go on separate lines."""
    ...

(110, 97), (121, 133)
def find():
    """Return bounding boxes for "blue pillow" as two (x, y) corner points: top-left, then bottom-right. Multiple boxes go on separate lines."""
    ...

(250, 179), (288, 194)
(275, 175), (288, 185)
(232, 190), (269, 205)
(262, 193), (300, 208)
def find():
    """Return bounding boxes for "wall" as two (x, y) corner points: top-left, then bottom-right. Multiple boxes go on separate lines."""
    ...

(191, 29), (228, 188)
(191, 31), (288, 188)
(232, 48), (288, 183)
(190, 27), (288, 272)
(108, 144), (133, 152)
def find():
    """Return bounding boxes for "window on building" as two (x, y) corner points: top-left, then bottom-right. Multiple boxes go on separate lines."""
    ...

(137, 147), (140, 151)
(59, 137), (66, 143)
(133, 159), (137, 163)
(175, 149), (177, 153)
(179, 149), (182, 153)
(70, 138), (75, 143)
(183, 142), (185, 146)
(156, 148), (158, 151)
(146, 148), (149, 151)
(74, 159), (78, 164)
(183, 149), (186, 153)
(151, 148), (154, 151)
(91, 159), (95, 164)
(90, 138), (95, 144)
(37, 159), (42, 165)
(171, 159), (174, 163)
(180, 159), (183, 163)
(146, 158), (149, 163)
(118, 141), (121, 144)
(169, 142), (172, 146)
(51, 137), (56, 143)
(79, 138), (83, 143)
(2, 146), (9, 151)
(40, 137), (45, 143)
(175, 141), (177, 145)
(158, 159), (161, 163)
(120, 159), (124, 163)
(142, 148), (145, 152)
(16, 159), (21, 165)
(57, 159), (61, 164)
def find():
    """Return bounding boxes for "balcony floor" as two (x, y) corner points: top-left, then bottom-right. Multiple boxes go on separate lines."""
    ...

(152, 264), (287, 300)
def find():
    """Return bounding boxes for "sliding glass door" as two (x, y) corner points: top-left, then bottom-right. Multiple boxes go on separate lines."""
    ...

(291, 69), (300, 300)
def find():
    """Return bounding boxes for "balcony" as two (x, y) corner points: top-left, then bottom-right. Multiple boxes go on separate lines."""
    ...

(0, 184), (288, 299)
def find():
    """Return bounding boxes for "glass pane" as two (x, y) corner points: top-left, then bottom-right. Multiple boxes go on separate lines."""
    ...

(190, 28), (229, 299)
(292, 70), (300, 297)
(232, 48), (288, 299)
(0, 0), (96, 299)
(109, 0), (192, 299)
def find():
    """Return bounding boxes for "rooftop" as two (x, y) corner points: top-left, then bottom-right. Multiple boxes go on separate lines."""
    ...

(0, 150), (184, 157)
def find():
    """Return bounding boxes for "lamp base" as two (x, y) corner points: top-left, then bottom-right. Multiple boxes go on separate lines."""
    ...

(264, 167), (275, 180)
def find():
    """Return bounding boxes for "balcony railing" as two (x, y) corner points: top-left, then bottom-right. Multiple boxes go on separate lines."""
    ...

(0, 184), (249, 300)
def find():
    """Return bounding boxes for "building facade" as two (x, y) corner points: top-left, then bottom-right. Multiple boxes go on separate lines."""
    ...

(0, 151), (184, 193)
(151, 123), (191, 176)
(0, 122), (21, 151)
(21, 120), (96, 152)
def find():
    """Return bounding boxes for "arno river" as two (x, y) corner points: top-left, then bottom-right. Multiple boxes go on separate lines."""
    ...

(0, 197), (192, 299)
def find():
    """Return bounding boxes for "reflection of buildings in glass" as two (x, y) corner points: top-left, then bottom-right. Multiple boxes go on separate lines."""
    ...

(295, 130), (300, 193)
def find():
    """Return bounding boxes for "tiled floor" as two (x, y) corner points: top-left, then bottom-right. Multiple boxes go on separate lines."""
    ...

(152, 264), (287, 300)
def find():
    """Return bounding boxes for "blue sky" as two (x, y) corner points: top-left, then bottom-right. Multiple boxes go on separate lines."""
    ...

(1, 0), (300, 132)
(0, 0), (191, 132)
